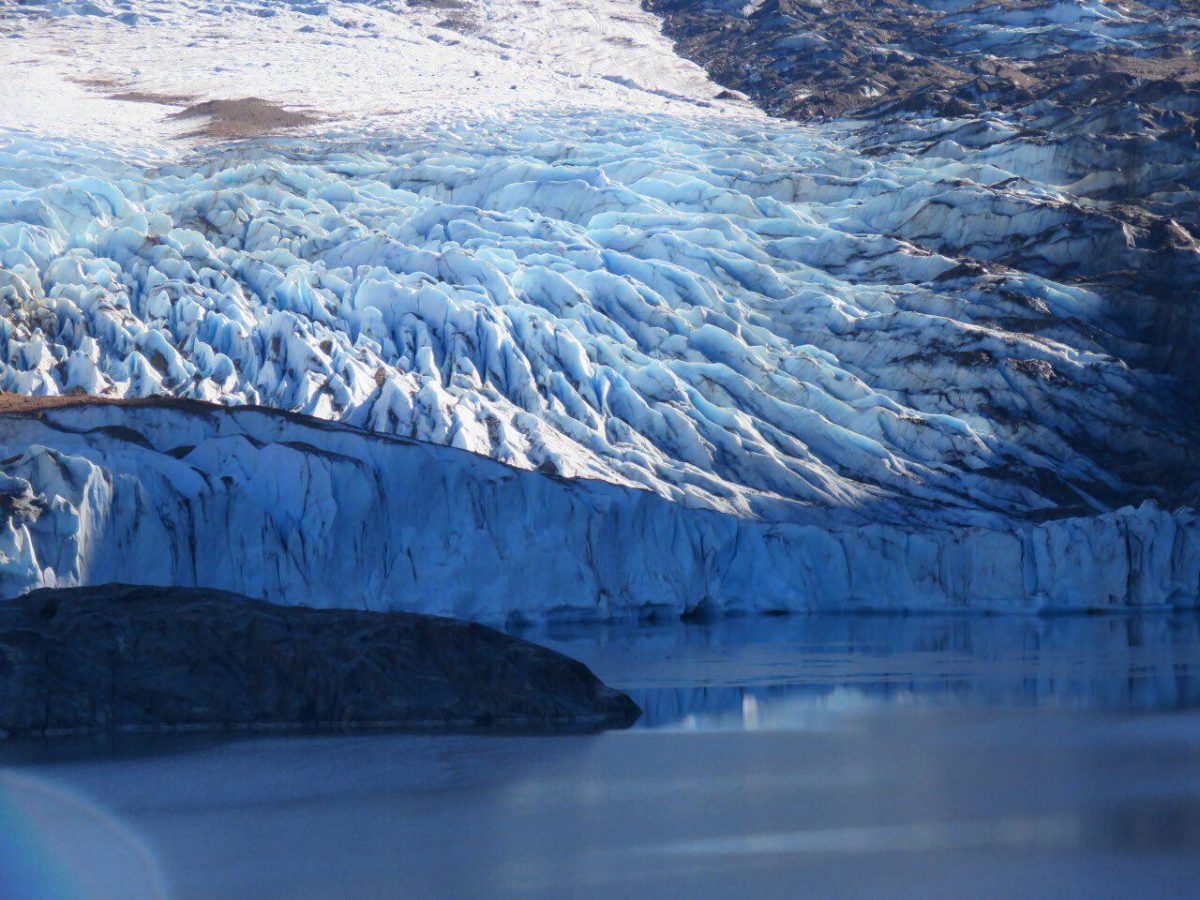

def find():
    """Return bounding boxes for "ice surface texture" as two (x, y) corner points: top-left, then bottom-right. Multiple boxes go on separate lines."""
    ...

(0, 116), (1191, 532)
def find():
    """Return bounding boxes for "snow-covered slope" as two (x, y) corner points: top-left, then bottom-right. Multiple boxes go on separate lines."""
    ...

(0, 0), (730, 147)
(0, 400), (1194, 618)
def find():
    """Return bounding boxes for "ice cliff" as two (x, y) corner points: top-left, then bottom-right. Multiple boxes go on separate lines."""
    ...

(0, 400), (1195, 618)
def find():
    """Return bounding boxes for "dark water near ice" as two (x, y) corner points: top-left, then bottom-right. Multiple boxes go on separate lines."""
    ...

(3, 613), (1200, 899)
(534, 613), (1200, 726)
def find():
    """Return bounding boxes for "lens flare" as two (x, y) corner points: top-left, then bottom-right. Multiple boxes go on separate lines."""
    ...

(0, 770), (169, 900)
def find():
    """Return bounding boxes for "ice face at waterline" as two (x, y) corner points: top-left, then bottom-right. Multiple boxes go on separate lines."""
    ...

(0, 401), (1195, 619)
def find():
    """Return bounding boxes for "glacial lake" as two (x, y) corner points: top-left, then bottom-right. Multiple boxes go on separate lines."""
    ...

(3, 613), (1200, 899)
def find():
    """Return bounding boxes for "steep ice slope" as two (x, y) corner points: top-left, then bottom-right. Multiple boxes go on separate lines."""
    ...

(0, 116), (1193, 528)
(0, 400), (1194, 617)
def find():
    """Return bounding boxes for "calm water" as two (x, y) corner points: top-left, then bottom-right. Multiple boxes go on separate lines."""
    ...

(3, 614), (1200, 899)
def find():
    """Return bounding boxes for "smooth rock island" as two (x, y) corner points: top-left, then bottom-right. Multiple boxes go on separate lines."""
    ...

(0, 584), (641, 737)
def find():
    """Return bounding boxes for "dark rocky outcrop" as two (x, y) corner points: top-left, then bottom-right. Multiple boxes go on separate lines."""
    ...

(0, 584), (640, 737)
(645, 0), (1200, 132)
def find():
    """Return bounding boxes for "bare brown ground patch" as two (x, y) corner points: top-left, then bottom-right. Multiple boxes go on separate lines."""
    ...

(109, 90), (198, 106)
(169, 97), (323, 139)
(71, 76), (125, 90)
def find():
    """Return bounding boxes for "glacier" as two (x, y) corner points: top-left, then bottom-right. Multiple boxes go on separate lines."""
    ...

(0, 0), (1196, 617)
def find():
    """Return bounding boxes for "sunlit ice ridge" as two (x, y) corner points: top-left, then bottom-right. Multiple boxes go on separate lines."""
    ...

(0, 109), (1197, 618)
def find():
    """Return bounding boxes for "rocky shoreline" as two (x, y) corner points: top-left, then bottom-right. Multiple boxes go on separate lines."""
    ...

(0, 584), (641, 738)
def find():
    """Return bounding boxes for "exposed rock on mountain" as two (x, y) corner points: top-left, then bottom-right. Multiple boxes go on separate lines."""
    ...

(646, 0), (1200, 129)
(646, 0), (1200, 384)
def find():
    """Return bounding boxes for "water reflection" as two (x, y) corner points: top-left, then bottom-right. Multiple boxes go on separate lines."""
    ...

(527, 613), (1200, 729)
